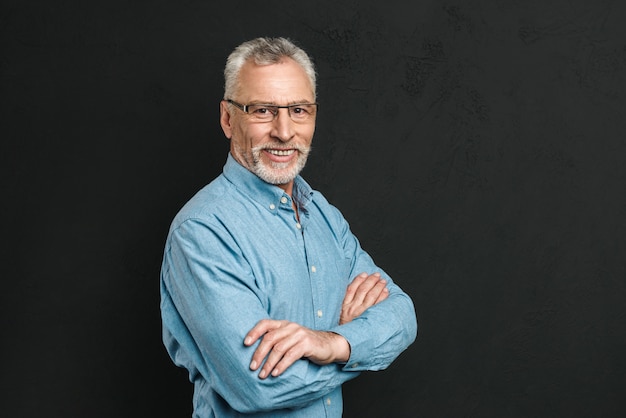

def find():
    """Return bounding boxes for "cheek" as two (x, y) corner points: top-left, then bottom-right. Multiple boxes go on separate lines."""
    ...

(232, 125), (263, 149)
(301, 125), (316, 143)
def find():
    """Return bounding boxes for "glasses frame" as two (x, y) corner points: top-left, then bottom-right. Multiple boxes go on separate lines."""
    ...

(226, 99), (318, 122)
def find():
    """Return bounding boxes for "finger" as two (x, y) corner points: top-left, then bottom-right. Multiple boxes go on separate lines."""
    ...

(257, 326), (302, 379)
(249, 323), (289, 372)
(270, 345), (304, 377)
(246, 320), (285, 372)
(244, 319), (279, 347)
(342, 272), (368, 305)
(267, 329), (339, 376)
(352, 273), (383, 304)
(362, 278), (387, 306)
(375, 286), (390, 304)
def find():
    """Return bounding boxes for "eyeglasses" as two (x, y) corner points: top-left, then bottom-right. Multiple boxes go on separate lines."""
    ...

(226, 99), (318, 123)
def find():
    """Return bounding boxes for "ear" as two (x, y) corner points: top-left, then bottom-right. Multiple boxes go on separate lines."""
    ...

(219, 100), (233, 139)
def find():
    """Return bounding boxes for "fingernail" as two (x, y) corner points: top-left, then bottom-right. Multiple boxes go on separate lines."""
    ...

(259, 369), (267, 379)
(250, 360), (257, 370)
(244, 336), (252, 345)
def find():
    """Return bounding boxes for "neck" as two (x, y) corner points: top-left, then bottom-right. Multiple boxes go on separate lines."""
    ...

(277, 181), (294, 197)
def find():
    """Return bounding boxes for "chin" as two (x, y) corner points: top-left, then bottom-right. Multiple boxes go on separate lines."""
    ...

(255, 159), (306, 185)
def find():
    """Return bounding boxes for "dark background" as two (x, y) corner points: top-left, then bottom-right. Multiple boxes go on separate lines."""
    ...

(2, 1), (625, 417)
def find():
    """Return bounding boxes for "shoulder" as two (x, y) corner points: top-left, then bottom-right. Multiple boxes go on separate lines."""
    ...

(308, 188), (350, 229)
(169, 175), (234, 230)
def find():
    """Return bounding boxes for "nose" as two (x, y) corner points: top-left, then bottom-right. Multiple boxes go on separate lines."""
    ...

(270, 108), (296, 142)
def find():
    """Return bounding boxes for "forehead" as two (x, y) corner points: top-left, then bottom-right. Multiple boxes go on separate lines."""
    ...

(236, 58), (314, 103)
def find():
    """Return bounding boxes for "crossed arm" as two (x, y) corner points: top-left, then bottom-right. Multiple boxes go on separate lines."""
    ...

(163, 212), (417, 412)
(245, 272), (389, 379)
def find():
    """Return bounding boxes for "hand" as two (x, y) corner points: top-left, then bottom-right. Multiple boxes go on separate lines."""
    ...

(244, 320), (350, 379)
(339, 272), (389, 325)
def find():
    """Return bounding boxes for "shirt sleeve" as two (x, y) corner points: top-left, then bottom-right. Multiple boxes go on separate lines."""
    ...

(160, 217), (358, 414)
(326, 207), (418, 372)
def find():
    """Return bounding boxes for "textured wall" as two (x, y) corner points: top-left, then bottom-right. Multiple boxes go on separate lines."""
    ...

(2, 1), (625, 417)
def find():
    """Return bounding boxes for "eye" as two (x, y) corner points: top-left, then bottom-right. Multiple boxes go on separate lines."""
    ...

(292, 105), (315, 116)
(252, 106), (271, 114)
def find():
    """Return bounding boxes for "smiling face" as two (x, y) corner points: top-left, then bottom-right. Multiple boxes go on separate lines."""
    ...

(219, 57), (316, 195)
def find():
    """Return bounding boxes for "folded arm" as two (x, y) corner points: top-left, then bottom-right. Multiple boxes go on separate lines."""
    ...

(161, 219), (359, 413)
(162, 206), (417, 412)
(245, 271), (389, 380)
(326, 205), (418, 372)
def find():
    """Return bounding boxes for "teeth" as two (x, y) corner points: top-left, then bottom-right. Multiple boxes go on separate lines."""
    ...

(267, 149), (295, 156)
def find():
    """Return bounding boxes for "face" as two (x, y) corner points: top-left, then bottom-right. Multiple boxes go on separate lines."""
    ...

(220, 57), (316, 194)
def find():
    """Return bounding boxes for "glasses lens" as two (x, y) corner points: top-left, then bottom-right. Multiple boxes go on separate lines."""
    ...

(289, 104), (317, 120)
(245, 104), (317, 122)
(247, 105), (277, 122)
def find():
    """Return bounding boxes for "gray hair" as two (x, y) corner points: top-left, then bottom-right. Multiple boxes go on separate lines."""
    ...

(223, 37), (317, 100)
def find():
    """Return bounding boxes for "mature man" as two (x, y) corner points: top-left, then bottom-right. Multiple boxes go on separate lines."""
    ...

(160, 37), (417, 417)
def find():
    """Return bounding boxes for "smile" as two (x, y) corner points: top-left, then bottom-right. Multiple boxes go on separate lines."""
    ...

(266, 149), (296, 156)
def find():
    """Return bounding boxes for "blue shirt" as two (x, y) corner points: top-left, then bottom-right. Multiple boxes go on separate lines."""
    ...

(160, 154), (417, 417)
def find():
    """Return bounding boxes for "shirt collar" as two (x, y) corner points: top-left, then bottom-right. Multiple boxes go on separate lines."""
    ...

(222, 153), (314, 214)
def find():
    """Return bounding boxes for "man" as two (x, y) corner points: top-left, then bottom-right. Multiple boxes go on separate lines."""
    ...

(160, 37), (417, 417)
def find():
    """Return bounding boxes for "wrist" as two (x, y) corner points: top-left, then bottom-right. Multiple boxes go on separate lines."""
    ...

(328, 332), (351, 363)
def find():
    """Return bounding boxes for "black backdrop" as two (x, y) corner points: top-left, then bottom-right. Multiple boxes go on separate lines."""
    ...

(2, 1), (625, 417)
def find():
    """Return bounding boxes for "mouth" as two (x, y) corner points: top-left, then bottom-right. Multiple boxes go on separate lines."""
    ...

(262, 148), (298, 164)
(265, 149), (296, 157)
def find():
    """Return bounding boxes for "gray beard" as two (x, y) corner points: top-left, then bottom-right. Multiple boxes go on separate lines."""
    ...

(250, 145), (310, 185)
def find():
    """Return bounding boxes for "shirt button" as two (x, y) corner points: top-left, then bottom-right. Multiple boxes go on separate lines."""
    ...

(351, 363), (359, 368)
(311, 265), (316, 273)
(326, 398), (331, 406)
(296, 223), (302, 229)
(317, 309), (323, 318)
(280, 196), (288, 204)
(269, 204), (275, 210)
